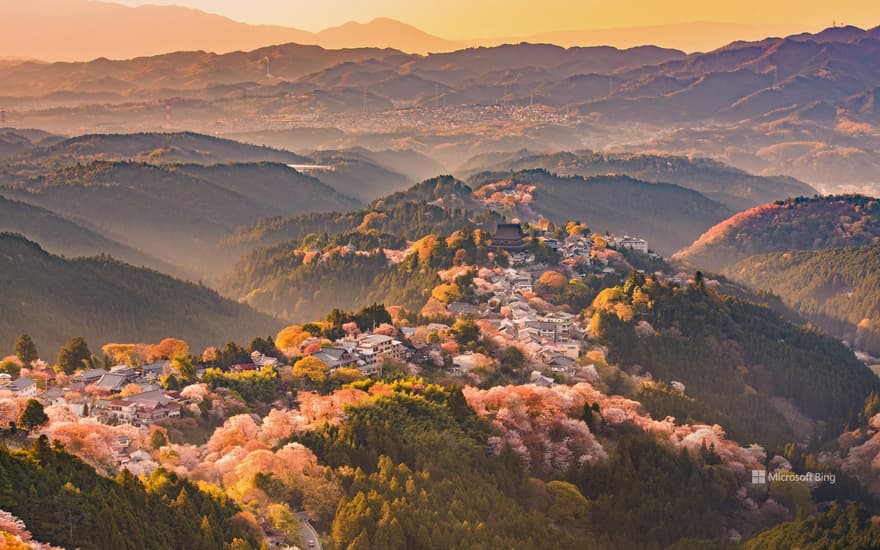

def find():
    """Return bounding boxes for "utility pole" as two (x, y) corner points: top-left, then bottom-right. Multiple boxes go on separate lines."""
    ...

(362, 86), (368, 116)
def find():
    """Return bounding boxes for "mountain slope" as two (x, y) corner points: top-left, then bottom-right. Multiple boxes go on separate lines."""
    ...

(304, 150), (414, 203)
(676, 195), (880, 271)
(592, 274), (880, 447)
(8, 131), (311, 168)
(0, 442), (262, 550)
(724, 244), (880, 355)
(0, 194), (179, 275)
(1, 160), (358, 273)
(0, 0), (316, 61)
(469, 169), (732, 254)
(0, 233), (280, 354)
(459, 150), (815, 211)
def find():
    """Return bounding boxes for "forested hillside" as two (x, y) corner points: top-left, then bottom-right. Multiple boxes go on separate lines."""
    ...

(0, 194), (177, 275)
(223, 176), (503, 255)
(590, 272), (880, 448)
(0, 233), (279, 353)
(0, 161), (357, 272)
(725, 244), (880, 355)
(469, 169), (732, 254)
(0, 438), (263, 550)
(676, 195), (880, 271)
(6, 131), (310, 168)
(460, 150), (815, 211)
(222, 227), (491, 321)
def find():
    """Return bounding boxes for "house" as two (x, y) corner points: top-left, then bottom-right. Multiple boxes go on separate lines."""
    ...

(357, 334), (405, 361)
(410, 344), (440, 365)
(524, 320), (559, 341)
(139, 361), (170, 380)
(617, 236), (649, 254)
(95, 371), (139, 394)
(38, 387), (67, 406)
(134, 400), (182, 424)
(547, 355), (576, 374)
(447, 302), (479, 316)
(251, 351), (281, 368)
(72, 368), (108, 386)
(310, 347), (360, 370)
(491, 223), (528, 252)
(541, 312), (575, 340)
(95, 399), (138, 424)
(530, 370), (555, 387)
(10, 377), (37, 398)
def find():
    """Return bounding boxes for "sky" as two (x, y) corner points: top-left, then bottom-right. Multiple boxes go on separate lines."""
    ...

(113, 0), (880, 38)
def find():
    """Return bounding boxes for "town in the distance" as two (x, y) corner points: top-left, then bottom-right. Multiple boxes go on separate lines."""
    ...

(2, 2), (880, 549)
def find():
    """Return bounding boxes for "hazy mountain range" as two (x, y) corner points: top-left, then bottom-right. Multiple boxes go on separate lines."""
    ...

(1, 0), (818, 61)
(1, 23), (878, 192)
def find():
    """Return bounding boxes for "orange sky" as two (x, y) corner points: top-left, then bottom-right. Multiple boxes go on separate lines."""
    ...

(115, 0), (880, 38)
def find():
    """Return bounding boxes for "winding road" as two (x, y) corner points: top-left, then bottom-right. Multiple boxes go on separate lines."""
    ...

(297, 513), (322, 550)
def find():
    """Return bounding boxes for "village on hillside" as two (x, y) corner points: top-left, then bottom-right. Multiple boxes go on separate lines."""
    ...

(0, 218), (710, 473)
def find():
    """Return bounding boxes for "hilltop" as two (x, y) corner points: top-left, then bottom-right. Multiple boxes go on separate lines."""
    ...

(0, 233), (280, 353)
(468, 169), (732, 254)
(6, 131), (311, 168)
(459, 150), (816, 211)
(676, 195), (880, 271)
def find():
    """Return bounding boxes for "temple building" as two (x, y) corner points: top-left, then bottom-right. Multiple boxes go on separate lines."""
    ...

(491, 223), (528, 252)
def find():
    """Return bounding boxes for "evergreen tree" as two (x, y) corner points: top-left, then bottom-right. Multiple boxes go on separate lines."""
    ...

(14, 333), (38, 365)
(19, 399), (48, 431)
(56, 337), (91, 374)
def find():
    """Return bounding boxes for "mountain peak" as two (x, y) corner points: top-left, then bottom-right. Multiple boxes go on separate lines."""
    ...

(315, 17), (461, 53)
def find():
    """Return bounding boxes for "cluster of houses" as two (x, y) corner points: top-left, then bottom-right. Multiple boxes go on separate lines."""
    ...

(444, 267), (598, 385)
(2, 361), (188, 428)
(306, 333), (408, 376)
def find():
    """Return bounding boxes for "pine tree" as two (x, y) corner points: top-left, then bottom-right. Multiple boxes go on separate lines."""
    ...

(19, 399), (48, 431)
(14, 333), (38, 365)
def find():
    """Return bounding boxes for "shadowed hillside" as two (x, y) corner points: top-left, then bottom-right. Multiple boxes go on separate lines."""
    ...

(0, 233), (280, 353)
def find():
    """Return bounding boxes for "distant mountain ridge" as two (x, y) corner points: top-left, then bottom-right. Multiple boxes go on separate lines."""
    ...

(467, 169), (732, 254)
(0, 1), (840, 61)
(459, 150), (816, 211)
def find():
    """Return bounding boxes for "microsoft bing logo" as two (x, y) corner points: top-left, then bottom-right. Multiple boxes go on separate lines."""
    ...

(751, 470), (766, 484)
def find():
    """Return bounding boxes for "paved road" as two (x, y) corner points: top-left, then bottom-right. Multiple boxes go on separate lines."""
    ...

(297, 513), (322, 550)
